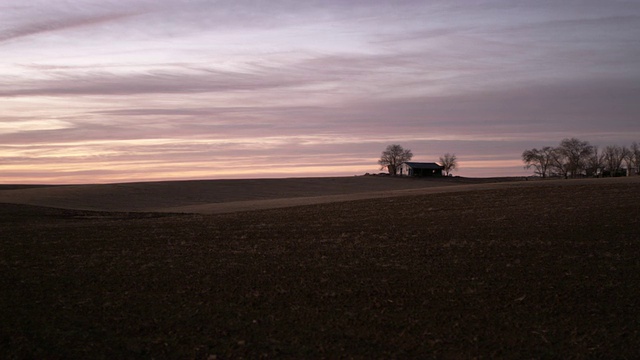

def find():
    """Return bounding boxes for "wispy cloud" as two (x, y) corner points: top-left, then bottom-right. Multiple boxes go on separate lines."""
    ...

(0, 6), (144, 43)
(1, 0), (639, 183)
(0, 66), (326, 97)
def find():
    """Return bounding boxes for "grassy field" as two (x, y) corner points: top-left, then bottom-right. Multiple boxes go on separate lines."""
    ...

(1, 177), (639, 358)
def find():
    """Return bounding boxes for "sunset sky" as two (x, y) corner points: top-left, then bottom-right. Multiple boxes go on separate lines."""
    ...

(2, 0), (639, 184)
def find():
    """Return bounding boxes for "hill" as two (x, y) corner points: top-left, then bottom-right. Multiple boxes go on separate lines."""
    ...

(0, 175), (525, 213)
(1, 176), (636, 214)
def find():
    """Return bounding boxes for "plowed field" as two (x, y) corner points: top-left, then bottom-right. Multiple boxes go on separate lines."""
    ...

(1, 177), (639, 358)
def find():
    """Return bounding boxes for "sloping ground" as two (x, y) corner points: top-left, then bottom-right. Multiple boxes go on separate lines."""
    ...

(156, 176), (639, 213)
(1, 178), (639, 358)
(1, 176), (637, 214)
(0, 176), (518, 212)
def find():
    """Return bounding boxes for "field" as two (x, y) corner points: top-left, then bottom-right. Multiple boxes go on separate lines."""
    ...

(1, 176), (639, 358)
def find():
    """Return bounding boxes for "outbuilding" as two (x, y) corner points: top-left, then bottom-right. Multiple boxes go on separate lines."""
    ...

(399, 162), (444, 177)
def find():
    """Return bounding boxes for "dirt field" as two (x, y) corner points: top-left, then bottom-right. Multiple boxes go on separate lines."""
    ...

(0, 176), (522, 213)
(1, 176), (639, 358)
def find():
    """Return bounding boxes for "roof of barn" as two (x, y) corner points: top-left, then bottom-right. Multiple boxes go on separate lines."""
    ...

(402, 162), (444, 170)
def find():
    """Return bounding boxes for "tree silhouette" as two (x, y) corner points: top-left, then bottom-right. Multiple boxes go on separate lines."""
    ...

(378, 144), (413, 175)
(603, 145), (629, 176)
(521, 138), (640, 178)
(522, 147), (554, 178)
(556, 138), (593, 178)
(439, 153), (458, 176)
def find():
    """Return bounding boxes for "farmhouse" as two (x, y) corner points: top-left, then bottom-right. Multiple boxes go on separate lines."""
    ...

(399, 162), (444, 177)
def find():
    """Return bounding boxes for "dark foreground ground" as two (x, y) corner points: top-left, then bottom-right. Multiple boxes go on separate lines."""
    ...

(1, 179), (639, 359)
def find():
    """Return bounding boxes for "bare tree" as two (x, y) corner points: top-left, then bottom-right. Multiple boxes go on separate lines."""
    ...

(549, 147), (570, 179)
(628, 142), (640, 175)
(439, 153), (458, 176)
(623, 146), (634, 176)
(522, 146), (554, 178)
(585, 146), (605, 177)
(523, 139), (640, 178)
(378, 144), (413, 175)
(603, 145), (629, 177)
(556, 138), (593, 178)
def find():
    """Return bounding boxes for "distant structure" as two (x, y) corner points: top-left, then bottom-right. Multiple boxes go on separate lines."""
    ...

(398, 162), (444, 177)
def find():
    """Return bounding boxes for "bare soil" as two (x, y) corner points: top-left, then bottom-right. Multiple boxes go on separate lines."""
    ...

(1, 176), (639, 358)
(0, 176), (522, 213)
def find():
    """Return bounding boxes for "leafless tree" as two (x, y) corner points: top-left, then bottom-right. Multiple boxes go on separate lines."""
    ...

(623, 147), (634, 176)
(603, 145), (630, 177)
(439, 153), (458, 176)
(522, 146), (554, 178)
(378, 144), (413, 175)
(628, 142), (640, 175)
(523, 139), (640, 178)
(585, 146), (605, 177)
(556, 138), (593, 178)
(548, 147), (570, 178)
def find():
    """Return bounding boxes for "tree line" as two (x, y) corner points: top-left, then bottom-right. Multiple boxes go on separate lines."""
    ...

(522, 138), (640, 178)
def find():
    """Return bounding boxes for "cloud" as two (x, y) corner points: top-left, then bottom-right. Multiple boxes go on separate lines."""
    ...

(2, 0), (640, 183)
(0, 6), (144, 43)
(3, 69), (637, 147)
(0, 66), (326, 97)
(0, 50), (436, 99)
(91, 105), (326, 118)
(0, 119), (72, 134)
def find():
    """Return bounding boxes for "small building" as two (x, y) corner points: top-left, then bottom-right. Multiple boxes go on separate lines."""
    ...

(399, 162), (444, 177)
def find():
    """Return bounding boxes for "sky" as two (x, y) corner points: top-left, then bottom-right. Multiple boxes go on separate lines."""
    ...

(1, 0), (639, 184)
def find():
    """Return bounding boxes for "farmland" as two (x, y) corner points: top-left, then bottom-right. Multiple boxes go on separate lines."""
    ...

(1, 176), (639, 358)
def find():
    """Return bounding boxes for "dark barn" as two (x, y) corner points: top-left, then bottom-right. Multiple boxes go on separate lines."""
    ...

(400, 162), (444, 177)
